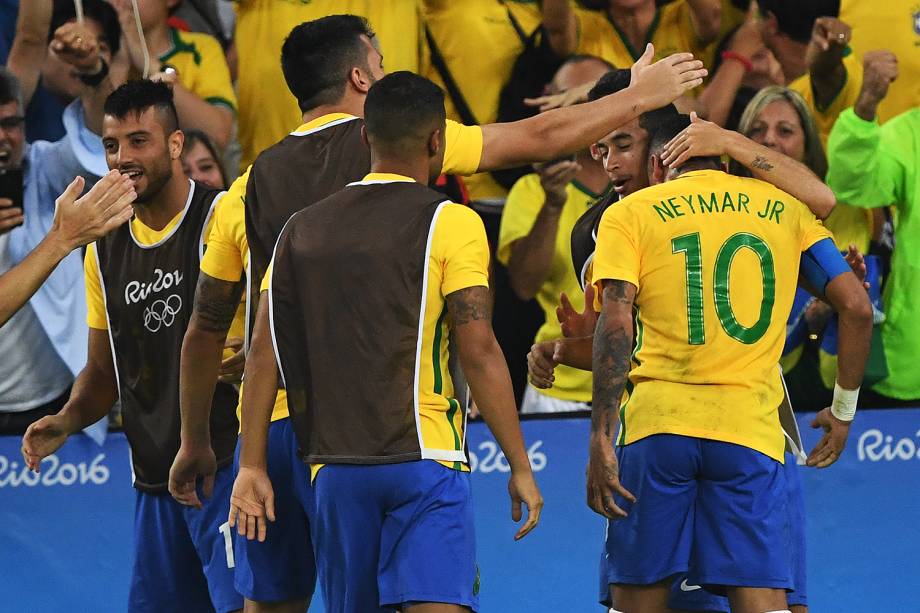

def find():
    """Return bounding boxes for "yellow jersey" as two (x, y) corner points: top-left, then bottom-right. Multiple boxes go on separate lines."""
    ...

(592, 169), (831, 462)
(421, 0), (542, 202)
(839, 0), (920, 123)
(498, 173), (606, 402)
(160, 28), (237, 114)
(201, 113), (485, 422)
(234, 0), (422, 170)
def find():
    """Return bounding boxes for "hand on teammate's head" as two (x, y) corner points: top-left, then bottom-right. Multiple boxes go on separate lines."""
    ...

(629, 45), (708, 111)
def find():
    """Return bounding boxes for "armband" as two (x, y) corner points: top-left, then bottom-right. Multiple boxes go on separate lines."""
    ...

(830, 381), (858, 422)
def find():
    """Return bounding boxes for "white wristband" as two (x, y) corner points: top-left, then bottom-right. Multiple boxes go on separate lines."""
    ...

(830, 382), (859, 422)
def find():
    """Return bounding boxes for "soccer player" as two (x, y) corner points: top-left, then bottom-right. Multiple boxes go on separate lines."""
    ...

(232, 70), (541, 613)
(589, 114), (872, 613)
(21, 80), (244, 613)
(168, 14), (706, 612)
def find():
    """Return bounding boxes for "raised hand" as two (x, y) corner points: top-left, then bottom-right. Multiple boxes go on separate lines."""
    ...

(535, 160), (579, 208)
(524, 81), (594, 112)
(229, 466), (276, 542)
(660, 111), (728, 168)
(556, 285), (597, 339)
(508, 470), (543, 540)
(50, 21), (102, 74)
(806, 16), (851, 69)
(630, 44), (707, 111)
(855, 50), (898, 121)
(51, 171), (136, 251)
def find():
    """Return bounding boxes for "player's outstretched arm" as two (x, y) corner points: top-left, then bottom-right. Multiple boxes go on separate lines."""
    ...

(478, 45), (707, 171)
(169, 271), (244, 507)
(0, 172), (135, 328)
(807, 266), (872, 469)
(228, 292), (277, 543)
(447, 285), (543, 540)
(588, 280), (637, 519)
(661, 112), (836, 219)
(22, 329), (119, 471)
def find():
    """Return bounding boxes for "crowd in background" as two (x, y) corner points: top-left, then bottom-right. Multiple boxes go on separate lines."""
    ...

(0, 0), (917, 435)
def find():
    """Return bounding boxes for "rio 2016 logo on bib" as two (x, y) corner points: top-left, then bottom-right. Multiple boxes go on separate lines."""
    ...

(143, 294), (183, 332)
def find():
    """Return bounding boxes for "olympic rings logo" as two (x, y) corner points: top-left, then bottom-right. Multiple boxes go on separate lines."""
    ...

(143, 294), (183, 333)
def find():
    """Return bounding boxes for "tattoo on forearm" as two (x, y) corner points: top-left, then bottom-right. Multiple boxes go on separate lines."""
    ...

(446, 286), (492, 326)
(193, 273), (245, 333)
(591, 281), (635, 438)
(752, 155), (774, 171)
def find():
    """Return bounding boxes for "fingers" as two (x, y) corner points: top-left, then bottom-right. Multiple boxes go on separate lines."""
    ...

(806, 434), (836, 467)
(583, 284), (595, 313)
(202, 473), (215, 501)
(514, 498), (542, 541)
(511, 495), (522, 523)
(0, 206), (23, 231)
(173, 480), (203, 509)
(56, 176), (86, 208)
(633, 43), (654, 69)
(612, 479), (637, 505)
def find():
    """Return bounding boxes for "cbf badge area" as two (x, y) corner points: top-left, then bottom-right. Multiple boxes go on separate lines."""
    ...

(0, 411), (918, 612)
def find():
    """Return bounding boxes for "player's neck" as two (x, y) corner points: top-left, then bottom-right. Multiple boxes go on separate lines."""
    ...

(133, 171), (191, 231)
(300, 95), (366, 125)
(607, 1), (656, 53)
(369, 156), (430, 185)
(574, 153), (611, 195)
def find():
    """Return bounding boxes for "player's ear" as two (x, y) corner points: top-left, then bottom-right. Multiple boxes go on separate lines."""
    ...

(650, 154), (666, 184)
(360, 124), (369, 148)
(350, 64), (373, 94)
(589, 143), (602, 161)
(428, 128), (442, 158)
(169, 129), (185, 161)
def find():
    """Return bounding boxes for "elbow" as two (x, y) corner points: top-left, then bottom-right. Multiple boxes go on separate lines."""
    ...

(816, 187), (837, 220)
(840, 288), (873, 332)
(508, 274), (538, 301)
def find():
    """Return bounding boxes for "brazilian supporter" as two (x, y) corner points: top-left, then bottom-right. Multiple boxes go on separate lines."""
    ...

(542, 0), (722, 72)
(826, 53), (920, 406)
(21, 80), (245, 613)
(168, 14), (706, 612)
(0, 16), (123, 436)
(232, 70), (544, 613)
(234, 0), (421, 170)
(110, 0), (236, 149)
(6, 0), (122, 143)
(529, 69), (836, 613)
(498, 55), (612, 414)
(589, 113), (871, 612)
(181, 129), (227, 189)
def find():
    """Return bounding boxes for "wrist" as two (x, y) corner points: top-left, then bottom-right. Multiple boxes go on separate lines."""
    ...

(543, 193), (566, 210)
(721, 50), (753, 73)
(830, 382), (859, 422)
(854, 93), (881, 122)
(77, 57), (109, 87)
(42, 229), (78, 261)
(57, 406), (82, 435)
(180, 427), (211, 447)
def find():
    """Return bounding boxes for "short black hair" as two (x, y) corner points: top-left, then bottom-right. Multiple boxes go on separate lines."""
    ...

(648, 114), (720, 169)
(758, 0), (839, 43)
(104, 80), (179, 134)
(587, 69), (631, 101)
(0, 68), (23, 110)
(587, 69), (680, 134)
(364, 72), (445, 155)
(281, 15), (376, 113)
(50, 0), (121, 56)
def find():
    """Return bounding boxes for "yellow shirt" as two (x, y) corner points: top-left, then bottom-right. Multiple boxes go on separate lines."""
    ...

(160, 28), (237, 113)
(592, 169), (831, 462)
(203, 114), (484, 422)
(574, 2), (712, 72)
(234, 0), (422, 170)
(839, 0), (920, 123)
(498, 173), (604, 402)
(263, 172), (490, 477)
(421, 0), (542, 202)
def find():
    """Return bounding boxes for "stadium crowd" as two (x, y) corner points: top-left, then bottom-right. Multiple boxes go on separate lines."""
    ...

(0, 0), (917, 612)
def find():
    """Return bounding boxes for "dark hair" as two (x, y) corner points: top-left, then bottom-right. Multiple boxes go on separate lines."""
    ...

(587, 69), (631, 101)
(758, 0), (839, 43)
(104, 80), (179, 134)
(50, 0), (121, 56)
(648, 114), (720, 169)
(281, 15), (376, 112)
(183, 129), (228, 187)
(0, 68), (23, 110)
(364, 72), (445, 154)
(586, 68), (680, 133)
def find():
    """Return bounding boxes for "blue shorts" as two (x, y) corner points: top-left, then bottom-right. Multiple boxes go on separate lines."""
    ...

(599, 435), (792, 599)
(233, 417), (316, 602)
(312, 460), (478, 613)
(129, 464), (243, 613)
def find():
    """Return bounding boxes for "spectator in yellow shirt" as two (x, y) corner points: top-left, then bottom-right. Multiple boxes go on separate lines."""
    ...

(110, 0), (236, 149)
(498, 55), (612, 414)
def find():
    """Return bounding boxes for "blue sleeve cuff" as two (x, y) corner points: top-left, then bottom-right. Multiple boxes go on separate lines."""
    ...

(800, 238), (850, 296)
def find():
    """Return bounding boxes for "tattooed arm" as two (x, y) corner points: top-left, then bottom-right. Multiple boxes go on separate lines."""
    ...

(587, 279), (638, 519)
(660, 113), (836, 219)
(447, 285), (543, 540)
(168, 271), (244, 507)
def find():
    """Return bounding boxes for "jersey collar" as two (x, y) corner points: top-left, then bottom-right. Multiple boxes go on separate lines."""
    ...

(349, 173), (417, 186)
(289, 113), (358, 136)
